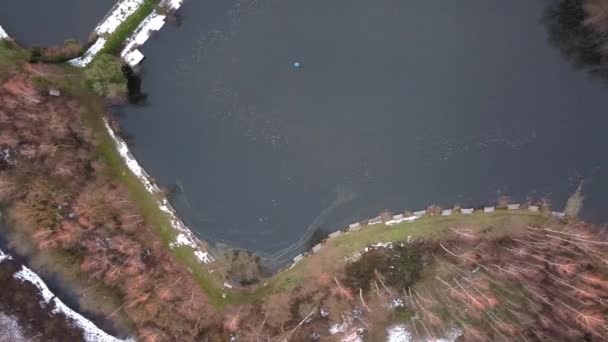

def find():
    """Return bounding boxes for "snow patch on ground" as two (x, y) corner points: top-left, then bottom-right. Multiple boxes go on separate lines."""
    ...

(68, 37), (107, 67)
(195, 250), (213, 263)
(329, 317), (364, 342)
(386, 215), (418, 226)
(329, 321), (349, 335)
(70, 0), (146, 67)
(0, 312), (26, 341)
(344, 238), (418, 267)
(164, 0), (185, 8)
(0, 25), (9, 40)
(0, 247), (12, 263)
(120, 0), (184, 66)
(387, 325), (413, 342)
(103, 120), (214, 264)
(13, 266), (133, 342)
(69, 0), (186, 67)
(120, 12), (166, 66)
(387, 325), (462, 342)
(95, 0), (145, 35)
(390, 298), (405, 308)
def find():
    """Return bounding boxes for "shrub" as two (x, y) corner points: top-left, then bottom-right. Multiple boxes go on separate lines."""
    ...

(84, 54), (127, 98)
(344, 243), (429, 292)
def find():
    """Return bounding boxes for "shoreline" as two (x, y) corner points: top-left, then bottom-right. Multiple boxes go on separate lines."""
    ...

(46, 99), (564, 303)
(103, 119), (214, 265)
(100, 118), (566, 273)
(288, 204), (562, 267)
(102, 97), (567, 281)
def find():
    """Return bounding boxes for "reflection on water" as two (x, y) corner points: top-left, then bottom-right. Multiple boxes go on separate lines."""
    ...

(119, 0), (608, 261)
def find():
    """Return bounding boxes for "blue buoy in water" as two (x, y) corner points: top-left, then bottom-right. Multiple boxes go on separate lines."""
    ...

(293, 62), (301, 68)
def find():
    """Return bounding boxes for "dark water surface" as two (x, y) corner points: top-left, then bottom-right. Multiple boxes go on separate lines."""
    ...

(119, 0), (608, 261)
(0, 0), (116, 46)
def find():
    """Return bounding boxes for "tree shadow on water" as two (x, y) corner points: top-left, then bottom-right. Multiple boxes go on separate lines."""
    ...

(543, 0), (608, 81)
(122, 65), (148, 105)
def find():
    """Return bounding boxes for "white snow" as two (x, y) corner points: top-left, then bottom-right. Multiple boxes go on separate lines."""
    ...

(69, 0), (146, 67)
(195, 250), (213, 263)
(95, 0), (145, 35)
(329, 313), (357, 336)
(329, 321), (349, 335)
(386, 325), (462, 342)
(68, 0), (185, 67)
(329, 316), (365, 342)
(68, 37), (107, 67)
(0, 25), (9, 40)
(120, 13), (166, 67)
(0, 247), (12, 262)
(163, 0), (185, 9)
(386, 215), (418, 226)
(391, 298), (405, 308)
(103, 120), (214, 264)
(0, 312), (26, 341)
(170, 233), (192, 248)
(119, 0), (186, 67)
(387, 325), (413, 342)
(14, 266), (133, 342)
(124, 13), (166, 48)
(123, 49), (144, 66)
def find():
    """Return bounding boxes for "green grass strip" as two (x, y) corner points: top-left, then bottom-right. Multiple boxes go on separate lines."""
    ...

(101, 0), (157, 55)
(42, 64), (227, 308)
(81, 101), (226, 308)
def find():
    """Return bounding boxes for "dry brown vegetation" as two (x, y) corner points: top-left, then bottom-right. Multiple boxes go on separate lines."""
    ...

(29, 40), (86, 64)
(334, 223), (608, 341)
(585, 0), (608, 33)
(210, 220), (608, 341)
(0, 68), (217, 340)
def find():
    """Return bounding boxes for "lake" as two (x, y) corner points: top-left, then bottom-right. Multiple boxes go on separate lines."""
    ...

(0, 0), (116, 46)
(82, 0), (608, 262)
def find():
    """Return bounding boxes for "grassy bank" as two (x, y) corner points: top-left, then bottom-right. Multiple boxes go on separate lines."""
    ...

(0, 41), (28, 80)
(51, 65), (227, 308)
(226, 209), (550, 303)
